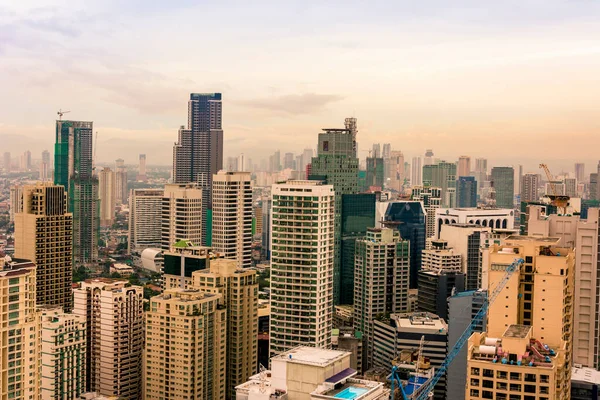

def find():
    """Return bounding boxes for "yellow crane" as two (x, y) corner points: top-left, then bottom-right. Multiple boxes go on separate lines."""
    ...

(539, 163), (569, 214)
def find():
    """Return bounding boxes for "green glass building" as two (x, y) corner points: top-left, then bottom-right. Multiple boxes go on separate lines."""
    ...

(423, 161), (457, 206)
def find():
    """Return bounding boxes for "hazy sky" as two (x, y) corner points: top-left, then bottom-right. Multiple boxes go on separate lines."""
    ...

(1, 0), (600, 173)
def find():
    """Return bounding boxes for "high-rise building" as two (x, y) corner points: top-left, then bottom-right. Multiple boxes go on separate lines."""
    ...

(269, 150), (281, 172)
(40, 149), (50, 181)
(457, 176), (477, 207)
(411, 156), (422, 185)
(98, 167), (116, 227)
(411, 186), (442, 239)
(418, 240), (464, 320)
(128, 188), (163, 253)
(191, 258), (258, 398)
(24, 150), (31, 171)
(571, 366), (600, 400)
(424, 149), (434, 166)
(575, 162), (586, 183)
(145, 289), (226, 400)
(458, 155), (471, 177)
(309, 123), (359, 305)
(491, 166), (515, 209)
(385, 150), (404, 191)
(172, 93), (223, 244)
(423, 161), (457, 206)
(14, 182), (73, 311)
(55, 120), (99, 264)
(269, 181), (335, 354)
(114, 158), (127, 205)
(283, 152), (294, 169)
(353, 228), (410, 369)
(382, 143), (391, 159)
(161, 184), (203, 251)
(40, 306), (87, 400)
(211, 171), (252, 268)
(0, 258), (40, 400)
(465, 235), (574, 400)
(365, 157), (384, 189)
(137, 153), (147, 181)
(301, 148), (313, 177)
(372, 143), (381, 158)
(590, 173), (599, 200)
(3, 151), (10, 172)
(162, 242), (217, 289)
(521, 173), (539, 202)
(564, 177), (577, 198)
(73, 279), (144, 398)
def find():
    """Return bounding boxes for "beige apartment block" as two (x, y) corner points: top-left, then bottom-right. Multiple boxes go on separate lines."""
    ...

(14, 182), (73, 311)
(161, 184), (203, 251)
(191, 258), (258, 398)
(73, 279), (144, 399)
(98, 167), (116, 227)
(145, 289), (227, 400)
(128, 188), (163, 253)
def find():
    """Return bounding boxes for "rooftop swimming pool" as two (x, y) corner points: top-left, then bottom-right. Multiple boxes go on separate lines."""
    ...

(333, 386), (369, 399)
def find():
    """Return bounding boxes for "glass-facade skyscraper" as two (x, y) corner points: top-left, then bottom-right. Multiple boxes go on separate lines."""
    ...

(457, 176), (477, 207)
(491, 166), (515, 209)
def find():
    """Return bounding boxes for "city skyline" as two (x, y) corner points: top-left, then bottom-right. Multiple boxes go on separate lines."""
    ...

(1, 1), (600, 171)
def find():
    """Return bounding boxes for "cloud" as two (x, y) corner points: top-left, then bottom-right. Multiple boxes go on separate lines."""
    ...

(240, 93), (344, 115)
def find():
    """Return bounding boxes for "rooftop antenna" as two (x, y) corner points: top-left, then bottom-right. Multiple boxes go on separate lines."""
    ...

(57, 109), (70, 121)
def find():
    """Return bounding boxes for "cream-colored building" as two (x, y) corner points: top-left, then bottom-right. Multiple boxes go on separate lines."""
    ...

(14, 182), (73, 311)
(0, 257), (40, 400)
(161, 184), (203, 251)
(191, 258), (258, 398)
(270, 181), (335, 355)
(145, 289), (227, 400)
(465, 235), (574, 400)
(98, 167), (116, 227)
(73, 279), (144, 399)
(40, 306), (86, 400)
(128, 188), (163, 253)
(212, 171), (253, 268)
(236, 347), (389, 400)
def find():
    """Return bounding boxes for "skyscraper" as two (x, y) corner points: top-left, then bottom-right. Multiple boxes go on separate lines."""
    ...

(521, 173), (539, 202)
(270, 181), (335, 355)
(353, 228), (410, 369)
(456, 176), (477, 207)
(145, 289), (226, 400)
(372, 143), (381, 158)
(385, 150), (404, 191)
(3, 151), (10, 172)
(54, 120), (99, 264)
(411, 156), (422, 185)
(161, 184), (203, 250)
(114, 158), (127, 205)
(365, 157), (384, 189)
(575, 162), (585, 183)
(128, 188), (163, 253)
(491, 166), (515, 209)
(172, 93), (223, 244)
(40, 149), (50, 181)
(211, 171), (253, 268)
(309, 123), (359, 305)
(14, 183), (73, 311)
(424, 149), (434, 166)
(422, 161), (457, 206)
(382, 143), (391, 159)
(191, 258), (258, 398)
(283, 152), (294, 169)
(73, 279), (144, 398)
(457, 155), (471, 177)
(98, 167), (116, 227)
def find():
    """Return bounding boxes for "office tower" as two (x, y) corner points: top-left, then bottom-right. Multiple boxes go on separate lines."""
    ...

(40, 307), (86, 400)
(422, 161), (457, 205)
(439, 224), (489, 290)
(373, 313), (448, 400)
(447, 290), (487, 400)
(465, 236), (574, 400)
(418, 240), (464, 319)
(372, 143), (381, 158)
(55, 120), (99, 264)
(161, 183), (203, 251)
(145, 289), (226, 400)
(282, 152), (294, 169)
(340, 193), (376, 304)
(128, 188), (163, 253)
(40, 149), (50, 181)
(211, 171), (252, 268)
(365, 157), (384, 189)
(0, 259), (40, 400)
(458, 155), (471, 177)
(411, 156), (422, 185)
(382, 143), (391, 159)
(73, 279), (143, 398)
(353, 228), (410, 369)
(491, 166), (515, 208)
(424, 149), (434, 166)
(309, 123), (359, 305)
(14, 183), (73, 311)
(575, 162), (586, 183)
(271, 150), (281, 172)
(3, 151), (10, 172)
(162, 243), (217, 289)
(520, 173), (539, 202)
(385, 150), (404, 191)
(191, 258), (258, 398)
(377, 200), (426, 288)
(114, 158), (127, 205)
(98, 167), (116, 227)
(456, 176), (477, 207)
(411, 186), (443, 239)
(269, 181), (335, 354)
(564, 177), (577, 198)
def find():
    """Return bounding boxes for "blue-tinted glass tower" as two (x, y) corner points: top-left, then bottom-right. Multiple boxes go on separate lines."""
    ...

(457, 176), (477, 207)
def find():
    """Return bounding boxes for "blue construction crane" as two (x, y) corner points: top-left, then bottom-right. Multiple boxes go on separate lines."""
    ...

(390, 257), (525, 400)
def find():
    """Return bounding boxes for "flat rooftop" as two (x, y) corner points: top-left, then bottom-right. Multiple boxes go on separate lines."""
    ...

(504, 235), (561, 244)
(572, 366), (600, 384)
(503, 324), (532, 339)
(273, 346), (349, 367)
(391, 313), (447, 333)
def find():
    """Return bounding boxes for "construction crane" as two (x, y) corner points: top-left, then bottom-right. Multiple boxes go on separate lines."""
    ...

(57, 109), (70, 120)
(390, 257), (525, 400)
(539, 163), (569, 214)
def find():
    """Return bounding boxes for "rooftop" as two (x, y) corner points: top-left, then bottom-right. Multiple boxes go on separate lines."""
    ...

(272, 346), (349, 367)
(391, 313), (447, 334)
(572, 366), (600, 385)
(503, 324), (532, 339)
(504, 235), (561, 244)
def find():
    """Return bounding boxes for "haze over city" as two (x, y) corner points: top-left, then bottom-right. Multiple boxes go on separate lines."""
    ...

(1, 0), (600, 171)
